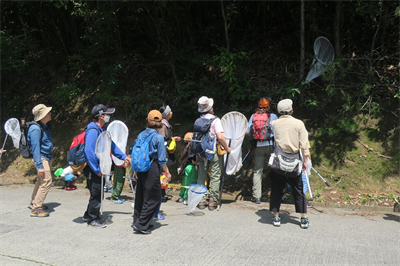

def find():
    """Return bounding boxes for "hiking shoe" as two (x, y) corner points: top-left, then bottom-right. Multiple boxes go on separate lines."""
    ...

(30, 209), (49, 217)
(272, 216), (281, 227)
(300, 217), (309, 229)
(88, 220), (107, 228)
(132, 225), (151, 234)
(198, 201), (208, 210)
(208, 199), (218, 211)
(153, 214), (165, 221)
(110, 198), (125, 204)
(177, 197), (184, 203)
(29, 204), (48, 210)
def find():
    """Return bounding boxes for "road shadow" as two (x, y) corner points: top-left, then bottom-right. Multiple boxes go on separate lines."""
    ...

(383, 213), (400, 222)
(255, 209), (300, 226)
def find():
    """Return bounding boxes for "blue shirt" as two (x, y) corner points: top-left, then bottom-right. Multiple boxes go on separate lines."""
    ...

(27, 122), (53, 170)
(84, 121), (127, 175)
(138, 128), (167, 167)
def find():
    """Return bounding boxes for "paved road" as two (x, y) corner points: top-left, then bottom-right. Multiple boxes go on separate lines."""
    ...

(0, 184), (399, 266)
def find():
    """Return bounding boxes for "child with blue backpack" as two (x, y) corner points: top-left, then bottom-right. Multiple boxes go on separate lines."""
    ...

(131, 110), (171, 234)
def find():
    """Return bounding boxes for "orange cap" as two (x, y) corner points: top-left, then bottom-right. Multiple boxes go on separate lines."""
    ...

(147, 110), (162, 122)
(258, 98), (270, 108)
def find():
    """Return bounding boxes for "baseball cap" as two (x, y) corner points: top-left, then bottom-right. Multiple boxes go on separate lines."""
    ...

(92, 104), (115, 118)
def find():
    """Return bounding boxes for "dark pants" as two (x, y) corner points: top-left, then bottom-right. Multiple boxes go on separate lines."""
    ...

(83, 166), (102, 224)
(133, 162), (161, 231)
(269, 171), (308, 214)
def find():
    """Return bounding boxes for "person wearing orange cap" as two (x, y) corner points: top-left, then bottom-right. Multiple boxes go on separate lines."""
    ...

(132, 110), (172, 234)
(245, 97), (278, 204)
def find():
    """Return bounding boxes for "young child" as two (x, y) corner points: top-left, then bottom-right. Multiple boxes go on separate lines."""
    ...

(55, 166), (79, 190)
(177, 133), (198, 205)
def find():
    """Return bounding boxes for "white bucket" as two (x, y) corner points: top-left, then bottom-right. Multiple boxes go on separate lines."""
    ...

(187, 184), (207, 214)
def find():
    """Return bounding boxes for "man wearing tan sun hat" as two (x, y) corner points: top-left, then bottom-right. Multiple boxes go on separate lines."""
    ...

(28, 104), (54, 217)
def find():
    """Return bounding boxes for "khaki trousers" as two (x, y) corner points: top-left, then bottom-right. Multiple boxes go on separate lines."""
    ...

(31, 158), (52, 209)
(197, 153), (223, 202)
(252, 145), (274, 199)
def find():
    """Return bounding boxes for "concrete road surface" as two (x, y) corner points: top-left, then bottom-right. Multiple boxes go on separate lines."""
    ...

(0, 184), (399, 265)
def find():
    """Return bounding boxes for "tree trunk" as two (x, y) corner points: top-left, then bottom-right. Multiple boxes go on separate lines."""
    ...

(334, 1), (342, 58)
(220, 0), (230, 51)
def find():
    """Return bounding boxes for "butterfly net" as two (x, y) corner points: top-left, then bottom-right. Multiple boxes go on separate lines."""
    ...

(95, 131), (113, 176)
(107, 120), (129, 166)
(187, 184), (207, 214)
(4, 118), (21, 148)
(220, 111), (248, 175)
(304, 36), (335, 84)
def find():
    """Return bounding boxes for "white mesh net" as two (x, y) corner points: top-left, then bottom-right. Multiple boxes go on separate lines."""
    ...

(187, 184), (207, 214)
(95, 131), (113, 176)
(221, 111), (248, 175)
(304, 37), (335, 84)
(107, 120), (129, 166)
(4, 118), (21, 149)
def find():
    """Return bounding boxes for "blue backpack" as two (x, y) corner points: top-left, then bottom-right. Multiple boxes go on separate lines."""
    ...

(189, 116), (217, 159)
(131, 132), (156, 172)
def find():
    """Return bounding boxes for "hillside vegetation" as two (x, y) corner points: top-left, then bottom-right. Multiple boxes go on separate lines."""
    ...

(1, 1), (399, 207)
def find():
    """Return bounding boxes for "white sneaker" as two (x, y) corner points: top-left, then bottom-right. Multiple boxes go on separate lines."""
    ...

(183, 200), (188, 205)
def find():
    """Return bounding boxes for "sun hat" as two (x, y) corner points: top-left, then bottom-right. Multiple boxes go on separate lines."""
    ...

(32, 104), (52, 121)
(277, 99), (293, 114)
(92, 104), (115, 118)
(197, 96), (214, 113)
(184, 132), (193, 143)
(258, 98), (270, 108)
(147, 110), (162, 122)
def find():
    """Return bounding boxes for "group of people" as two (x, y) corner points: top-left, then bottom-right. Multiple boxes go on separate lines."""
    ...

(26, 95), (311, 233)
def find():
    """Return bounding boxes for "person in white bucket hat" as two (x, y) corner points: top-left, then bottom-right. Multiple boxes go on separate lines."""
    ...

(195, 96), (231, 211)
(29, 104), (53, 217)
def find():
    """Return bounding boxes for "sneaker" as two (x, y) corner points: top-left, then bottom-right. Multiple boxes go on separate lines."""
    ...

(254, 198), (261, 204)
(272, 216), (281, 227)
(208, 199), (218, 211)
(132, 225), (151, 234)
(183, 199), (188, 205)
(88, 220), (107, 228)
(70, 186), (77, 190)
(29, 203), (48, 210)
(30, 209), (49, 217)
(153, 214), (165, 221)
(300, 217), (309, 229)
(178, 197), (184, 203)
(83, 215), (89, 222)
(198, 201), (208, 210)
(165, 195), (173, 200)
(110, 199), (125, 204)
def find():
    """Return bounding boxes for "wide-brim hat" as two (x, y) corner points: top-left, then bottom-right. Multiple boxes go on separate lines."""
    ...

(92, 104), (115, 118)
(32, 104), (52, 121)
(197, 96), (214, 113)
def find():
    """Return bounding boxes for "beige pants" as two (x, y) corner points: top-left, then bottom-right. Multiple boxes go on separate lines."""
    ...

(252, 145), (274, 199)
(31, 158), (52, 209)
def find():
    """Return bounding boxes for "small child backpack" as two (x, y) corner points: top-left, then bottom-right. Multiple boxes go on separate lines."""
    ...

(131, 132), (156, 172)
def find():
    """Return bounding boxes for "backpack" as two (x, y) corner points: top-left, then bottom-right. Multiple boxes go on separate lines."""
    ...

(67, 126), (100, 171)
(250, 113), (273, 142)
(131, 132), (156, 172)
(19, 121), (43, 159)
(189, 116), (217, 159)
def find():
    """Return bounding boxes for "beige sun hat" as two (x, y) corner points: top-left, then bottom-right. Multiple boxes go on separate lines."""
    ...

(32, 104), (52, 121)
(277, 99), (293, 114)
(197, 96), (214, 113)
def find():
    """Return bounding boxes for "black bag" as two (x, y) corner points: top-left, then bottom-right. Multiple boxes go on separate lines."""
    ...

(19, 121), (43, 159)
(268, 144), (302, 177)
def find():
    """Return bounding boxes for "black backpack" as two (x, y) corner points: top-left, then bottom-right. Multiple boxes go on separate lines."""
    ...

(189, 116), (217, 157)
(19, 121), (43, 159)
